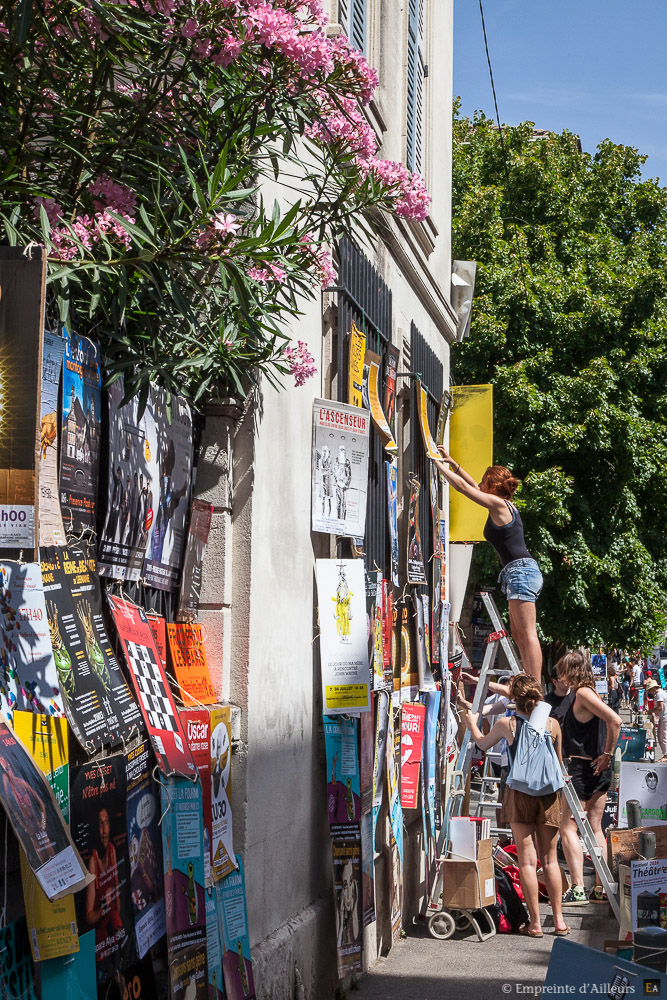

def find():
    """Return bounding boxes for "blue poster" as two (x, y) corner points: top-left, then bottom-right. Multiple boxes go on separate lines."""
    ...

(386, 459), (399, 588)
(0, 917), (36, 1000)
(160, 776), (207, 1000)
(659, 667), (666, 689)
(205, 887), (225, 1000)
(59, 328), (101, 531)
(324, 716), (360, 824)
(218, 859), (256, 1000)
(423, 690), (441, 846)
(41, 930), (96, 1000)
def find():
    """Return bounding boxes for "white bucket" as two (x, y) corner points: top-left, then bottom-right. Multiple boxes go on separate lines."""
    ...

(528, 701), (551, 736)
(448, 542), (474, 623)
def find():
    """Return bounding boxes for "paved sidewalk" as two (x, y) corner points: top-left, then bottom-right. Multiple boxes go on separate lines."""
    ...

(350, 897), (618, 1000)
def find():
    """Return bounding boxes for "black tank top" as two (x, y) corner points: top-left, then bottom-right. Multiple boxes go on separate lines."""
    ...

(483, 501), (532, 567)
(562, 693), (606, 759)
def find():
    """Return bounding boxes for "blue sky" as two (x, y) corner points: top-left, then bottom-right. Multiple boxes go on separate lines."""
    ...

(454, 0), (667, 184)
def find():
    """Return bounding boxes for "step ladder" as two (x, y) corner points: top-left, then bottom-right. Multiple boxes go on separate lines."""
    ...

(561, 771), (620, 922)
(475, 748), (511, 837)
(426, 592), (522, 927)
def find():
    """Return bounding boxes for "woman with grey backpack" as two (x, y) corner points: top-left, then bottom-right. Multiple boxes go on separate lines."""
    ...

(466, 673), (570, 937)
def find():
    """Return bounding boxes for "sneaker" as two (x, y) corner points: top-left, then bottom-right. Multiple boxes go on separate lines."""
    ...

(589, 885), (607, 903)
(562, 885), (588, 905)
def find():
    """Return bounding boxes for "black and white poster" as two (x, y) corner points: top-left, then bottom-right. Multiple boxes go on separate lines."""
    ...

(143, 389), (193, 592)
(312, 399), (370, 539)
(99, 377), (159, 582)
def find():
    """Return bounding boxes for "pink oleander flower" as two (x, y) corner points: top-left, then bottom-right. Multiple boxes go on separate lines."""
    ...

(89, 175), (137, 217)
(181, 18), (199, 38)
(213, 212), (241, 235)
(283, 340), (317, 387)
(33, 197), (63, 225)
(248, 262), (285, 283)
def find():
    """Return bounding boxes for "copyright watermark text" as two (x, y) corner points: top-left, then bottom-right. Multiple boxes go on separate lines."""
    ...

(500, 987), (638, 996)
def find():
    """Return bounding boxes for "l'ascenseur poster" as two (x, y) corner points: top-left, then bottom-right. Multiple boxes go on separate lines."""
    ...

(16, 712), (79, 963)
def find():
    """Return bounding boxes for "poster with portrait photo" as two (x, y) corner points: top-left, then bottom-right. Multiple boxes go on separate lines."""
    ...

(331, 824), (362, 978)
(406, 479), (426, 585)
(70, 755), (136, 983)
(125, 740), (166, 958)
(59, 329), (101, 533)
(618, 762), (667, 827)
(39, 331), (66, 547)
(312, 399), (369, 539)
(0, 717), (91, 900)
(143, 388), (193, 592)
(99, 378), (159, 582)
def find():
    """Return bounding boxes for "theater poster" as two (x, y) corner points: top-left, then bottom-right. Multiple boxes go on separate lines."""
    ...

(0, 248), (43, 549)
(407, 479), (426, 585)
(166, 623), (216, 707)
(386, 458), (399, 588)
(40, 930), (95, 1000)
(210, 705), (236, 882)
(205, 886), (225, 1000)
(16, 712), (78, 963)
(0, 560), (64, 719)
(400, 702), (426, 809)
(126, 740), (166, 958)
(39, 331), (66, 547)
(331, 825), (362, 979)
(143, 388), (193, 592)
(316, 559), (371, 715)
(384, 344), (399, 434)
(180, 709), (212, 883)
(99, 377), (159, 582)
(312, 399), (369, 539)
(0, 717), (91, 900)
(218, 859), (256, 1000)
(59, 330), (101, 532)
(176, 500), (214, 624)
(147, 612), (168, 670)
(108, 596), (195, 778)
(160, 776), (208, 1000)
(324, 716), (361, 825)
(42, 545), (141, 751)
(0, 917), (36, 1000)
(365, 350), (397, 454)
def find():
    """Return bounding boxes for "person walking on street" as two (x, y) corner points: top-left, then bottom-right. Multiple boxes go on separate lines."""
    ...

(559, 651), (622, 904)
(466, 673), (570, 937)
(433, 448), (544, 681)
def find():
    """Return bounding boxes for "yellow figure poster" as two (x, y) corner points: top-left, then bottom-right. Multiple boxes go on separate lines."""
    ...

(316, 559), (371, 714)
(348, 323), (366, 408)
(448, 385), (493, 542)
(15, 712), (79, 962)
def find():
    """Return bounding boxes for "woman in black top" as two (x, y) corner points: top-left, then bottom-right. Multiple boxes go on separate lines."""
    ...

(434, 448), (543, 680)
(559, 651), (621, 904)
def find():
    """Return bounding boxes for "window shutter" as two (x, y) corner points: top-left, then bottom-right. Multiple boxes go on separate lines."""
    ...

(407, 0), (426, 176)
(350, 0), (366, 55)
(338, 0), (349, 33)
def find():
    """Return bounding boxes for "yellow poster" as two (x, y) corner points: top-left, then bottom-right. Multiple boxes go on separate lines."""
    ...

(210, 706), (236, 880)
(348, 323), (366, 408)
(366, 351), (397, 453)
(448, 385), (493, 542)
(14, 712), (79, 962)
(417, 380), (441, 460)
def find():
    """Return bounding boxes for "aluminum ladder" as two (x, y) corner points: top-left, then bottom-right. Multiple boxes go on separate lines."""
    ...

(475, 748), (511, 837)
(561, 772), (620, 922)
(426, 591), (522, 932)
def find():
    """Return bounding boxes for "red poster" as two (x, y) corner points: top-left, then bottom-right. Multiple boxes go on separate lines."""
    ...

(179, 708), (212, 884)
(399, 703), (426, 809)
(108, 596), (195, 777)
(146, 613), (167, 670)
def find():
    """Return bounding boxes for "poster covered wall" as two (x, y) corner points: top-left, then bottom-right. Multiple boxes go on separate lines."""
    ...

(143, 389), (193, 592)
(125, 740), (166, 958)
(39, 331), (66, 547)
(98, 377), (158, 582)
(60, 330), (101, 532)
(324, 716), (361, 825)
(160, 776), (208, 1000)
(312, 399), (370, 539)
(316, 559), (370, 715)
(71, 755), (136, 982)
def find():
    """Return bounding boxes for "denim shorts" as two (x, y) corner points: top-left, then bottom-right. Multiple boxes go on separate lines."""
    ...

(498, 557), (543, 602)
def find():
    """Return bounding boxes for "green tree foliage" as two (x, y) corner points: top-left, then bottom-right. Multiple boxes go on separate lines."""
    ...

(451, 108), (667, 649)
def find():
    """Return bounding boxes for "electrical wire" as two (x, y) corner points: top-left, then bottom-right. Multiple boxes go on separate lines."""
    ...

(477, 0), (530, 307)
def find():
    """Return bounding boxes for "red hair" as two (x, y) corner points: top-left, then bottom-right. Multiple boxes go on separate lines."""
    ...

(482, 465), (520, 499)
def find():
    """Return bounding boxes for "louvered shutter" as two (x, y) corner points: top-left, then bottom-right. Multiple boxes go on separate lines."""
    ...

(350, 0), (367, 54)
(338, 0), (349, 33)
(406, 0), (426, 175)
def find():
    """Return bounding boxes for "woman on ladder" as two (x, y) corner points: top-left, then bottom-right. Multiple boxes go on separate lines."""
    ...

(433, 448), (543, 680)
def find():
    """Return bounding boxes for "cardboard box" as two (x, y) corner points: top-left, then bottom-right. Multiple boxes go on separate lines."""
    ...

(441, 839), (495, 909)
(607, 825), (667, 877)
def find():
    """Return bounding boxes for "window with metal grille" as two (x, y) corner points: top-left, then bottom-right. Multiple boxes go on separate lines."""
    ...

(338, 0), (367, 55)
(336, 237), (392, 576)
(406, 0), (426, 175)
(409, 321), (443, 581)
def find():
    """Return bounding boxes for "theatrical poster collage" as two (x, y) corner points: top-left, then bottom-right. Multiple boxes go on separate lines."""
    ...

(312, 324), (456, 978)
(0, 321), (255, 1000)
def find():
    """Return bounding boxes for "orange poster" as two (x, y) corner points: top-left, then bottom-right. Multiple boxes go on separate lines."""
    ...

(166, 623), (216, 706)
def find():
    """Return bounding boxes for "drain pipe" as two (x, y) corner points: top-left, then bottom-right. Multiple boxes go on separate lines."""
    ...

(294, 963), (305, 1000)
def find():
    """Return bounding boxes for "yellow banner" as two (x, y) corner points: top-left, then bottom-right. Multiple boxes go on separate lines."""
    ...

(417, 380), (441, 460)
(348, 323), (366, 407)
(448, 385), (493, 542)
(366, 351), (397, 453)
(15, 712), (79, 962)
